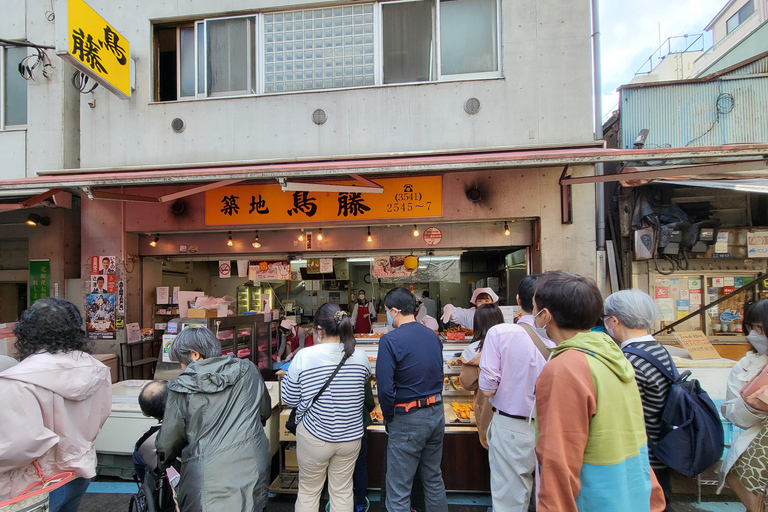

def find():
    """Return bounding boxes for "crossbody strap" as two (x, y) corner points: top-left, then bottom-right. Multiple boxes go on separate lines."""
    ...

(303, 355), (349, 419)
(518, 322), (551, 360)
(622, 346), (680, 381)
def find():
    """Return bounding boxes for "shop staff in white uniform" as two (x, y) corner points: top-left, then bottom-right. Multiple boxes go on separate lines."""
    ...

(441, 287), (499, 330)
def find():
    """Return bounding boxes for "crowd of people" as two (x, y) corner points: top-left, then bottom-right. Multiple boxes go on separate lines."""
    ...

(4, 275), (768, 512)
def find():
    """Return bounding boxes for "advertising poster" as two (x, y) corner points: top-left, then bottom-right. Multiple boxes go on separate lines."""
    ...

(373, 256), (418, 278)
(248, 261), (291, 281)
(90, 275), (116, 294)
(92, 256), (116, 275)
(85, 293), (116, 340)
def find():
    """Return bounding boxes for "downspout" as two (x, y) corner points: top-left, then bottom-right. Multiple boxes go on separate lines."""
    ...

(592, 0), (605, 251)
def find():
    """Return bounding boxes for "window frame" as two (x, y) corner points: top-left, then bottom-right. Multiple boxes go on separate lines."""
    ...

(0, 45), (28, 129)
(435, 0), (503, 82)
(726, 0), (755, 35)
(155, 0), (502, 102)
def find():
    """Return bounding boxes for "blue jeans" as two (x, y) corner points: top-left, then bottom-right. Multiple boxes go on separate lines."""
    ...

(385, 405), (448, 512)
(49, 477), (91, 512)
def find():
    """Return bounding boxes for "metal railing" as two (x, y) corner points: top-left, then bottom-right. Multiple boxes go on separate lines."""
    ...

(634, 34), (707, 76)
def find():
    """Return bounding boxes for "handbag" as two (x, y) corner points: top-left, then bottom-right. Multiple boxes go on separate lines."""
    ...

(0, 462), (75, 512)
(286, 355), (349, 435)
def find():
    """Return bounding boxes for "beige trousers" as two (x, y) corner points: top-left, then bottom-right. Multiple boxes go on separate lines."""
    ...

(295, 422), (361, 512)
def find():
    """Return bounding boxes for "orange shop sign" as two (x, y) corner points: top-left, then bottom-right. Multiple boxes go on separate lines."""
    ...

(205, 176), (442, 226)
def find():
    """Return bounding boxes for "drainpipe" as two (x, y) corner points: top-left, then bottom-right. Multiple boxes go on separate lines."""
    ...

(592, 0), (606, 251)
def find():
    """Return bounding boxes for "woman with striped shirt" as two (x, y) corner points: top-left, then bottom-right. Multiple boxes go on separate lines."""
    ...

(603, 289), (674, 511)
(281, 303), (371, 512)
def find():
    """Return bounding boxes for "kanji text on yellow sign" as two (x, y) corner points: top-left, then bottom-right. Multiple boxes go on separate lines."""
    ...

(56, 0), (130, 99)
(205, 176), (442, 225)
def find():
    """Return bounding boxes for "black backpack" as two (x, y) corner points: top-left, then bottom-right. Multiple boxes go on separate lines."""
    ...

(623, 347), (725, 477)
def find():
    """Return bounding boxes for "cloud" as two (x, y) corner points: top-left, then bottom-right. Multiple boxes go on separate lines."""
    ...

(599, 0), (724, 116)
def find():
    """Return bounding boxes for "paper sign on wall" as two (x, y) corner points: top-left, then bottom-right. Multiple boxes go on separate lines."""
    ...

(237, 260), (249, 278)
(674, 331), (721, 360)
(219, 261), (231, 278)
(156, 286), (169, 304)
(126, 322), (141, 344)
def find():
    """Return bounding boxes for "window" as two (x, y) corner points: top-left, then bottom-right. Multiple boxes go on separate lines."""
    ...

(726, 0), (754, 34)
(1, 46), (27, 127)
(155, 0), (501, 100)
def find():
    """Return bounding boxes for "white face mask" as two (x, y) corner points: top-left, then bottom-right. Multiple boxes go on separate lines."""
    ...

(605, 326), (615, 339)
(534, 326), (549, 339)
(747, 331), (768, 355)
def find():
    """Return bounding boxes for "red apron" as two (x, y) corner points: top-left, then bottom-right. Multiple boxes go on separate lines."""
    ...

(288, 329), (314, 355)
(354, 302), (373, 334)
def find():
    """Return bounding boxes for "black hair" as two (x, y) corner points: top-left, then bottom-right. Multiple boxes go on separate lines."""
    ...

(533, 271), (603, 330)
(472, 304), (505, 351)
(517, 274), (542, 313)
(139, 380), (168, 420)
(314, 302), (355, 358)
(96, 276), (104, 282)
(14, 297), (91, 360)
(744, 299), (768, 335)
(422, 291), (430, 298)
(476, 292), (492, 302)
(384, 287), (416, 315)
(358, 290), (366, 295)
(102, 257), (110, 263)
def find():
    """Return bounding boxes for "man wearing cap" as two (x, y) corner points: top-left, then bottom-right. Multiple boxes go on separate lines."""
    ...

(478, 275), (551, 512)
(277, 319), (313, 362)
(440, 287), (499, 330)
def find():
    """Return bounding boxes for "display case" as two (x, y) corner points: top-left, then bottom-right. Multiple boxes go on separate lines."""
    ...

(218, 315), (277, 380)
(236, 284), (274, 314)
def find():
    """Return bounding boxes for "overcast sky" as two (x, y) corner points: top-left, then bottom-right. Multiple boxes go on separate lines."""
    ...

(598, 0), (726, 119)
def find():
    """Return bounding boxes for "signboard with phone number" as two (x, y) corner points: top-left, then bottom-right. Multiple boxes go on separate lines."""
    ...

(205, 176), (442, 225)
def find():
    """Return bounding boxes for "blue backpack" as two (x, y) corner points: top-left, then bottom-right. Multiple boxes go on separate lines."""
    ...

(623, 346), (725, 477)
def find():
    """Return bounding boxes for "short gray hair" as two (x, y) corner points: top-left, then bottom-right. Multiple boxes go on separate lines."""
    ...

(170, 327), (221, 365)
(604, 289), (660, 331)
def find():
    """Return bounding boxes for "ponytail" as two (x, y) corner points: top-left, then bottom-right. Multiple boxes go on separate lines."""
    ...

(314, 302), (357, 358)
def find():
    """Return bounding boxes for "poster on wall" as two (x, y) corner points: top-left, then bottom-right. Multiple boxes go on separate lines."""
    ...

(90, 275), (116, 294)
(248, 261), (291, 281)
(91, 256), (115, 275)
(29, 260), (50, 305)
(85, 293), (116, 340)
(373, 256), (417, 278)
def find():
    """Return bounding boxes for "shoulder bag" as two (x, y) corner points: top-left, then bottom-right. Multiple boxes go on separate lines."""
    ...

(286, 355), (349, 435)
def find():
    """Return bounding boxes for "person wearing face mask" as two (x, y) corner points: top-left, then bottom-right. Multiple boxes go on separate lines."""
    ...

(717, 299), (768, 510)
(441, 288), (499, 330)
(533, 271), (665, 512)
(352, 290), (376, 335)
(278, 319), (314, 362)
(478, 279), (551, 512)
(376, 287), (448, 512)
(603, 289), (676, 511)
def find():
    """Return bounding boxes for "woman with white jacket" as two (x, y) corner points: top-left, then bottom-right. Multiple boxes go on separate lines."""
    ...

(719, 299), (768, 511)
(0, 298), (112, 512)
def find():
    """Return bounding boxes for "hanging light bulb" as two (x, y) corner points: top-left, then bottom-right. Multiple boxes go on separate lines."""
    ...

(252, 231), (261, 248)
(150, 236), (159, 247)
(504, 222), (510, 236)
(367, 226), (373, 243)
(413, 225), (419, 237)
(317, 228), (323, 241)
(298, 229), (304, 242)
(227, 232), (234, 247)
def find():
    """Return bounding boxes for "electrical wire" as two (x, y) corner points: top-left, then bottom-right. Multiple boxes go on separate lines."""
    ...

(71, 70), (99, 94)
(17, 46), (54, 81)
(685, 91), (735, 147)
(45, 0), (55, 21)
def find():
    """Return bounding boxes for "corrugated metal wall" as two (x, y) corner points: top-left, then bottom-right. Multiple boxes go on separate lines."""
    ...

(620, 76), (768, 148)
(721, 55), (768, 76)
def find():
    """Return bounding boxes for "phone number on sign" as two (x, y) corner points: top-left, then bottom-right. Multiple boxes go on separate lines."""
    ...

(386, 202), (432, 213)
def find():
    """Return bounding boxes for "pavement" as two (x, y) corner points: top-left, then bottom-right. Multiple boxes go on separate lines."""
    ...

(78, 481), (747, 512)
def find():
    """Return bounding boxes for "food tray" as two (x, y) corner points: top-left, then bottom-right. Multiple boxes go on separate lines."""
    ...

(444, 401), (475, 424)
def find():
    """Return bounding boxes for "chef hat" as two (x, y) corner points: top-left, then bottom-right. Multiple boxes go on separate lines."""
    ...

(470, 287), (499, 305)
(280, 319), (297, 330)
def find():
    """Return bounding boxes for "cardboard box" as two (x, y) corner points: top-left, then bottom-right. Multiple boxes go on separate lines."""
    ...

(187, 308), (218, 318)
(284, 443), (299, 470)
(279, 409), (296, 441)
(377, 313), (387, 323)
(93, 353), (120, 383)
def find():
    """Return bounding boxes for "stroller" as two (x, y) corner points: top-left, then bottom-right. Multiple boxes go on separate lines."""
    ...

(128, 426), (177, 512)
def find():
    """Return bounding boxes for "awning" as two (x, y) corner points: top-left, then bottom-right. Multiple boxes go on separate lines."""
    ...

(1, 143), (768, 208)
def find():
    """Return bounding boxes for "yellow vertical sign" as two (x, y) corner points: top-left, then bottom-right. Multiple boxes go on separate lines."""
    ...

(57, 0), (130, 99)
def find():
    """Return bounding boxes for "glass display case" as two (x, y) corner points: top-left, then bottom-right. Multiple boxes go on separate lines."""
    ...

(218, 315), (277, 380)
